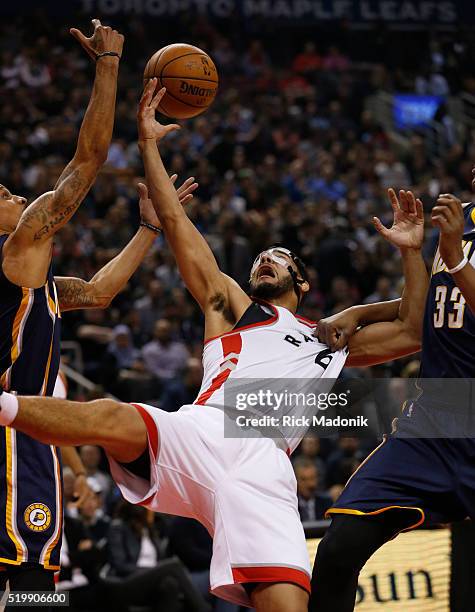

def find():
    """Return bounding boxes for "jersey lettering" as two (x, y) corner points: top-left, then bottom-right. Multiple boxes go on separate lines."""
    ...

(314, 348), (334, 370)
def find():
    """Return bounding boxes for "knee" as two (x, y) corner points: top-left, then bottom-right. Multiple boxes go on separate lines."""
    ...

(315, 525), (364, 575)
(89, 399), (148, 461)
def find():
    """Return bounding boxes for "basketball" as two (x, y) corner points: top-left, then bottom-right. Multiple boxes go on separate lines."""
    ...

(143, 43), (219, 119)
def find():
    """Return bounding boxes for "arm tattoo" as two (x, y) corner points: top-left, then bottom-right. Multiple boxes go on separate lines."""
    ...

(21, 167), (91, 241)
(56, 278), (99, 311)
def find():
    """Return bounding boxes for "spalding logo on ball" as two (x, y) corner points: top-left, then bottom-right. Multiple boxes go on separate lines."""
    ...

(144, 43), (219, 119)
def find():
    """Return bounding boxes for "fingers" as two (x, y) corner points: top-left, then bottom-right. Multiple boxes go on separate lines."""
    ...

(69, 28), (87, 43)
(180, 194), (194, 205)
(406, 191), (417, 214)
(170, 174), (178, 185)
(164, 123), (181, 135)
(415, 198), (424, 220)
(399, 190), (409, 213)
(150, 86), (167, 110)
(137, 182), (149, 200)
(91, 18), (102, 29)
(436, 194), (463, 220)
(140, 78), (157, 108)
(373, 216), (391, 238)
(387, 188), (399, 213)
(333, 332), (348, 352)
(176, 176), (197, 194)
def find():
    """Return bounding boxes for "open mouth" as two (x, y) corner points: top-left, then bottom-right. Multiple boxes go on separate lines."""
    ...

(258, 264), (276, 279)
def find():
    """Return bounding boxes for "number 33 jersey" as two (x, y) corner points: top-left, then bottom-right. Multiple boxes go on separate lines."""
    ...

(194, 301), (348, 453)
(421, 201), (475, 378)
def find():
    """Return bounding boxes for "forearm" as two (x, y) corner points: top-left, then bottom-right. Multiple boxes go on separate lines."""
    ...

(140, 139), (184, 221)
(397, 248), (429, 337)
(61, 446), (87, 475)
(75, 57), (119, 163)
(140, 138), (225, 308)
(88, 226), (156, 301)
(346, 249), (427, 367)
(56, 227), (155, 311)
(451, 262), (475, 315)
(344, 299), (401, 326)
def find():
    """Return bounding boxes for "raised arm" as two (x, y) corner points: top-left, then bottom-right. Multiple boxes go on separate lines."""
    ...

(317, 189), (428, 367)
(3, 20), (123, 288)
(345, 190), (428, 366)
(431, 194), (475, 315)
(137, 81), (250, 336)
(56, 179), (197, 311)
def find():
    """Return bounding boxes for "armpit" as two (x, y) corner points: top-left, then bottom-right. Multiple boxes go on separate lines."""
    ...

(210, 291), (235, 324)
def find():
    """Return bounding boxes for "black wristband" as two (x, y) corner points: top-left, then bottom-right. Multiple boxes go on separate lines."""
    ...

(95, 51), (121, 61)
(140, 221), (162, 234)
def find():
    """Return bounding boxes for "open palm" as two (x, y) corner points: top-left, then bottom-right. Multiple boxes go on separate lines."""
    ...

(374, 189), (424, 249)
(137, 78), (180, 143)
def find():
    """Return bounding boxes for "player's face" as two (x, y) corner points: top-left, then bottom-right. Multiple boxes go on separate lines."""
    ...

(249, 248), (299, 300)
(0, 184), (27, 232)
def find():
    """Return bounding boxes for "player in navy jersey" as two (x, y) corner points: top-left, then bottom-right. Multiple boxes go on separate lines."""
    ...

(0, 19), (125, 595)
(0, 19), (198, 598)
(309, 182), (475, 611)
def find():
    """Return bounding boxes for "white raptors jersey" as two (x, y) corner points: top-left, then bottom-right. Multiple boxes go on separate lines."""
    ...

(192, 301), (348, 453)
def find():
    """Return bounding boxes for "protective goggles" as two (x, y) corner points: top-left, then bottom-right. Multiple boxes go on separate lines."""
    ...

(250, 247), (295, 278)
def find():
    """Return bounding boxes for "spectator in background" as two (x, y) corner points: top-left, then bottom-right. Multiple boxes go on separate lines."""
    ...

(78, 478), (110, 547)
(142, 319), (190, 381)
(134, 278), (166, 337)
(169, 517), (239, 612)
(325, 438), (364, 489)
(322, 46), (350, 71)
(292, 42), (322, 74)
(294, 458), (333, 522)
(364, 275), (399, 304)
(107, 503), (210, 612)
(80, 445), (113, 498)
(107, 324), (141, 370)
(209, 215), (251, 288)
(295, 434), (327, 489)
(160, 357), (204, 412)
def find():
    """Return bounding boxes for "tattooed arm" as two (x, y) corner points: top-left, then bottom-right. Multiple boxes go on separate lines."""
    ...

(55, 225), (157, 311)
(56, 178), (198, 311)
(2, 20), (123, 289)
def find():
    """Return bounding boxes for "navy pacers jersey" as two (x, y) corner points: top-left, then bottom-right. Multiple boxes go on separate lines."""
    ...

(420, 201), (475, 378)
(0, 234), (62, 570)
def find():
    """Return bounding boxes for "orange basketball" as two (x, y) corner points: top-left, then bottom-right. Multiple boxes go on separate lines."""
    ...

(144, 43), (219, 119)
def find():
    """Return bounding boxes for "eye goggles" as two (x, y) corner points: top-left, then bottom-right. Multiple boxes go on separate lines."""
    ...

(250, 247), (294, 277)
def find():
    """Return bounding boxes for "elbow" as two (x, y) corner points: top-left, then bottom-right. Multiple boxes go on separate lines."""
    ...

(93, 293), (113, 309)
(89, 146), (108, 167)
(402, 320), (423, 351)
(88, 282), (113, 309)
(75, 145), (108, 168)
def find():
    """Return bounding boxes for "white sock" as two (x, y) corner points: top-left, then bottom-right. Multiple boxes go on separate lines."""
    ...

(0, 392), (19, 426)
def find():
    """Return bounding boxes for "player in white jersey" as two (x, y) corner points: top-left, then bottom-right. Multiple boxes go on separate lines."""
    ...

(0, 83), (429, 611)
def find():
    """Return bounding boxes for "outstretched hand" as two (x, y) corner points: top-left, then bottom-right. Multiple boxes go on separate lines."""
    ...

(431, 193), (465, 269)
(70, 19), (124, 61)
(138, 79), (180, 143)
(137, 176), (199, 228)
(373, 189), (424, 250)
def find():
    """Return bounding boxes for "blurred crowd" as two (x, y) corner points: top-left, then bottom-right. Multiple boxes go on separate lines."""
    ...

(2, 10), (475, 611)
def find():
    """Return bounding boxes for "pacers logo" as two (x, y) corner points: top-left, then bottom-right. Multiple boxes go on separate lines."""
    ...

(24, 503), (51, 532)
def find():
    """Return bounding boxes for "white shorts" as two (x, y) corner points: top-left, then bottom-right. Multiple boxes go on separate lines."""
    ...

(107, 403), (311, 608)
